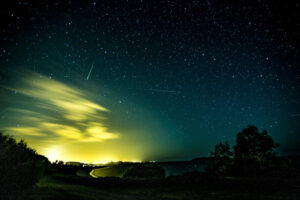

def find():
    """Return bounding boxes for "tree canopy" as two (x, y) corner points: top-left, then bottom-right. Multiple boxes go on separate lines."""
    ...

(207, 125), (280, 176)
(234, 125), (279, 162)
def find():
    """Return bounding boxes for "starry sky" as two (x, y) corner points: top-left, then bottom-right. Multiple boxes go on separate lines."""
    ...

(0, 0), (299, 163)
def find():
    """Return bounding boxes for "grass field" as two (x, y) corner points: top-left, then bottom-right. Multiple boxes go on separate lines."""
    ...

(30, 174), (300, 200)
(26, 165), (300, 200)
(2, 162), (300, 200)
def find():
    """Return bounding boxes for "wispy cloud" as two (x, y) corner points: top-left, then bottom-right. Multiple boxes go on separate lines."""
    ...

(4, 72), (120, 156)
(1, 71), (173, 163)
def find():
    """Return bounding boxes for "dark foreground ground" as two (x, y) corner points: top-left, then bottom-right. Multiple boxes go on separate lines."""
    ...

(7, 164), (300, 200)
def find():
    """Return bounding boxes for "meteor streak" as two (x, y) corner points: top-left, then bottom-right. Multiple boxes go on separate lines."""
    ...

(86, 63), (94, 80)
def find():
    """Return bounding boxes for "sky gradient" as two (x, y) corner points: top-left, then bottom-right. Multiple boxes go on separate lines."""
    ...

(0, 0), (299, 162)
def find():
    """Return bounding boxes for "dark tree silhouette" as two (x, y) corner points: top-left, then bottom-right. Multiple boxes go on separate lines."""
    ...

(54, 160), (65, 165)
(234, 125), (279, 162)
(206, 141), (233, 174)
(0, 132), (49, 199)
(211, 141), (233, 158)
(232, 125), (279, 175)
(207, 125), (280, 176)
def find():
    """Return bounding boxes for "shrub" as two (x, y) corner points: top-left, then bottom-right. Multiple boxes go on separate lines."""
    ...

(0, 132), (49, 197)
(206, 141), (233, 174)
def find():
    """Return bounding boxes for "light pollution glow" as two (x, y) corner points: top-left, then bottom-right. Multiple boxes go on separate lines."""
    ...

(0, 72), (150, 163)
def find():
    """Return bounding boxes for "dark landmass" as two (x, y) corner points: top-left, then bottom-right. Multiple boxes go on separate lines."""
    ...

(2, 154), (300, 199)
(5, 156), (293, 200)
(31, 159), (300, 200)
(1, 129), (300, 199)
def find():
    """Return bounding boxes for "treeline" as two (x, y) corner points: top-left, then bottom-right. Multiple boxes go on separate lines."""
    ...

(0, 132), (50, 199)
(206, 125), (281, 176)
(0, 125), (297, 199)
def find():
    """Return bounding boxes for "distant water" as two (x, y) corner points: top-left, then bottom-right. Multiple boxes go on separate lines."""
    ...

(158, 160), (209, 176)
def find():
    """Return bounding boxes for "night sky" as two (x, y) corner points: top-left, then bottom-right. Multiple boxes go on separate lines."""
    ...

(0, 0), (299, 163)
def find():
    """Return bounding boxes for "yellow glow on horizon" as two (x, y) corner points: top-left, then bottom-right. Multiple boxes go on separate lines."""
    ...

(2, 72), (123, 162)
(44, 147), (61, 162)
(38, 144), (142, 163)
(1, 71), (170, 163)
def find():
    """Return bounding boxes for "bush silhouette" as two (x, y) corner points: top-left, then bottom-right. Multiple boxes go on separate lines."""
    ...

(0, 132), (49, 197)
(206, 141), (233, 174)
